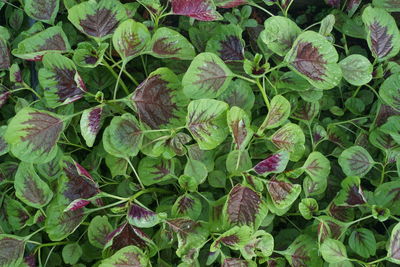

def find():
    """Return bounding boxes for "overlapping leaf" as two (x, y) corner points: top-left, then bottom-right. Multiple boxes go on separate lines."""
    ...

(227, 106), (253, 150)
(24, 0), (59, 24)
(206, 24), (244, 62)
(138, 157), (175, 186)
(171, 0), (223, 21)
(253, 150), (290, 176)
(379, 73), (400, 111)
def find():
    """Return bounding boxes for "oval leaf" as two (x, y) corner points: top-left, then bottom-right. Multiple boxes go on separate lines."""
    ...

(339, 54), (373, 86)
(259, 95), (291, 133)
(24, 0), (59, 24)
(338, 146), (374, 177)
(253, 150), (290, 176)
(127, 204), (160, 228)
(80, 106), (104, 147)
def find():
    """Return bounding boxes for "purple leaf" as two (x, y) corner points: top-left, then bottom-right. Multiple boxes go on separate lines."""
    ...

(65, 199), (91, 212)
(369, 21), (393, 59)
(25, 0), (58, 23)
(253, 150), (289, 175)
(106, 222), (152, 252)
(267, 178), (297, 205)
(292, 41), (327, 82)
(0, 91), (10, 109)
(171, 0), (222, 21)
(0, 38), (10, 69)
(218, 35), (244, 62)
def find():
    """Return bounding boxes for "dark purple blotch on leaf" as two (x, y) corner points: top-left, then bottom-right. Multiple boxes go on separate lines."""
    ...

(254, 153), (282, 174)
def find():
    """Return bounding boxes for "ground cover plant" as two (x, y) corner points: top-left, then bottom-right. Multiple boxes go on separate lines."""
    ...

(0, 0), (400, 266)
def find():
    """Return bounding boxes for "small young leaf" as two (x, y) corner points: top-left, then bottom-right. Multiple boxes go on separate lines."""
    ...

(227, 106), (253, 150)
(127, 204), (160, 228)
(73, 42), (108, 68)
(320, 238), (348, 263)
(62, 243), (82, 265)
(338, 146), (374, 177)
(253, 150), (290, 176)
(80, 106), (103, 147)
(299, 198), (319, 220)
(259, 95), (291, 133)
(334, 176), (366, 207)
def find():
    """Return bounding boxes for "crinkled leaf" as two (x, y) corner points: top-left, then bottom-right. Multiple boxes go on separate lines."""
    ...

(379, 73), (400, 111)
(338, 146), (374, 177)
(349, 228), (376, 258)
(186, 99), (229, 150)
(112, 19), (151, 62)
(5, 108), (64, 164)
(148, 27), (195, 60)
(0, 235), (25, 267)
(227, 106), (253, 150)
(12, 26), (70, 61)
(285, 31), (342, 90)
(88, 215), (113, 249)
(24, 0), (59, 24)
(267, 178), (301, 210)
(339, 55), (373, 86)
(206, 24), (244, 62)
(132, 67), (189, 129)
(172, 194), (202, 220)
(261, 16), (302, 57)
(127, 204), (160, 228)
(138, 157), (175, 186)
(302, 151), (330, 180)
(320, 238), (348, 263)
(183, 53), (234, 99)
(39, 53), (86, 108)
(253, 150), (290, 176)
(99, 245), (149, 267)
(171, 0), (222, 21)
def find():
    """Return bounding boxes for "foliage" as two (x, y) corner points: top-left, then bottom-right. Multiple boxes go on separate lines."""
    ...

(0, 0), (399, 266)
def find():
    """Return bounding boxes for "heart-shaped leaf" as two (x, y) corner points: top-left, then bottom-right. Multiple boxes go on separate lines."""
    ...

(5, 108), (64, 164)
(148, 27), (195, 60)
(362, 6), (400, 61)
(80, 106), (104, 147)
(373, 0), (400, 12)
(68, 0), (127, 40)
(99, 245), (149, 267)
(0, 235), (25, 267)
(227, 106), (253, 150)
(302, 152), (330, 180)
(14, 162), (53, 209)
(171, 0), (222, 21)
(127, 204), (160, 228)
(39, 53), (86, 108)
(183, 52), (234, 99)
(186, 99), (229, 150)
(258, 95), (291, 134)
(334, 176), (366, 206)
(271, 123), (305, 152)
(339, 55), (373, 86)
(206, 24), (244, 62)
(285, 31), (342, 90)
(12, 26), (70, 61)
(138, 157), (175, 186)
(132, 68), (189, 129)
(112, 19), (151, 62)
(267, 178), (301, 210)
(338, 146), (374, 177)
(24, 0), (59, 24)
(253, 150), (290, 176)
(261, 16), (302, 57)
(172, 194), (202, 220)
(379, 73), (400, 111)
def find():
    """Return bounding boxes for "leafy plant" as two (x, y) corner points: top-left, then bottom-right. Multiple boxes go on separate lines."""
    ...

(0, 0), (400, 266)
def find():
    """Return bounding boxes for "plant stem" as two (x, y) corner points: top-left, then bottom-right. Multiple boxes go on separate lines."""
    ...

(102, 60), (130, 95)
(235, 74), (256, 84)
(114, 61), (126, 100)
(11, 86), (42, 99)
(34, 241), (70, 254)
(256, 78), (270, 109)
(250, 2), (275, 17)
(126, 157), (145, 189)
(284, 0), (294, 17)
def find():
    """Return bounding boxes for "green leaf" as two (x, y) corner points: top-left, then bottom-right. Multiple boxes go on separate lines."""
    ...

(285, 31), (342, 90)
(186, 99), (229, 150)
(291, 100), (320, 122)
(138, 157), (175, 186)
(338, 146), (374, 177)
(240, 230), (274, 259)
(210, 225), (253, 252)
(14, 162), (53, 209)
(259, 95), (291, 134)
(348, 228), (376, 258)
(379, 73), (400, 111)
(0, 234), (25, 267)
(172, 194), (202, 220)
(271, 123), (305, 152)
(88, 215), (113, 249)
(62, 243), (82, 265)
(319, 14), (335, 36)
(362, 6), (400, 61)
(5, 108), (64, 163)
(388, 222), (400, 263)
(4, 198), (30, 231)
(184, 158), (208, 184)
(148, 27), (195, 60)
(24, 0), (59, 24)
(105, 154), (128, 178)
(227, 106), (253, 150)
(99, 245), (149, 267)
(103, 113), (143, 158)
(299, 198), (319, 220)
(68, 0), (128, 41)
(127, 204), (161, 228)
(39, 53), (86, 108)
(373, 0), (400, 12)
(183, 52), (234, 99)
(112, 19), (151, 62)
(218, 79), (255, 111)
(226, 150), (252, 175)
(339, 55), (373, 86)
(0, 126), (9, 156)
(73, 42), (108, 68)
(283, 235), (322, 267)
(267, 178), (301, 210)
(302, 152), (330, 180)
(261, 16), (302, 57)
(12, 25), (70, 61)
(205, 24), (244, 61)
(320, 238), (348, 263)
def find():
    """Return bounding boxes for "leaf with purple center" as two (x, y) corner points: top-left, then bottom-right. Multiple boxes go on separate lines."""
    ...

(348, 228), (376, 258)
(183, 53), (234, 99)
(73, 42), (108, 68)
(240, 230), (274, 260)
(138, 157), (175, 186)
(338, 146), (374, 177)
(80, 106), (104, 147)
(24, 0), (59, 24)
(271, 123), (305, 153)
(0, 234), (25, 267)
(148, 27), (195, 60)
(258, 95), (291, 134)
(227, 106), (253, 150)
(127, 204), (160, 228)
(291, 100), (320, 122)
(12, 26), (70, 61)
(267, 177), (301, 210)
(334, 176), (366, 207)
(39, 53), (86, 108)
(362, 6), (400, 61)
(171, 0), (223, 21)
(0, 37), (10, 70)
(99, 245), (149, 267)
(5, 198), (31, 231)
(68, 0), (128, 41)
(4, 108), (64, 164)
(186, 99), (229, 150)
(210, 225), (253, 252)
(112, 19), (151, 62)
(285, 31), (342, 89)
(283, 235), (322, 267)
(253, 150), (290, 176)
(302, 152), (330, 180)
(172, 194), (202, 220)
(298, 198), (319, 220)
(206, 24), (244, 62)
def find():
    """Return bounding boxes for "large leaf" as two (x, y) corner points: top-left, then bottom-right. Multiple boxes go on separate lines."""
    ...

(373, 0), (400, 11)
(271, 123), (305, 152)
(186, 99), (229, 150)
(80, 106), (104, 147)
(103, 113), (143, 158)
(388, 222), (400, 263)
(261, 16), (302, 57)
(227, 106), (253, 150)
(218, 79), (255, 111)
(267, 178), (301, 210)
(138, 157), (175, 186)
(224, 184), (268, 228)
(68, 0), (128, 40)
(12, 26), (70, 61)
(132, 68), (188, 129)
(339, 55), (373, 86)
(206, 24), (244, 62)
(379, 73), (400, 111)
(362, 6), (400, 61)
(302, 152), (331, 180)
(171, 0), (222, 21)
(0, 235), (25, 267)
(39, 53), (86, 108)
(183, 53), (234, 99)
(349, 228), (376, 258)
(338, 146), (374, 177)
(4, 108), (64, 164)
(112, 19), (151, 62)
(14, 162), (53, 209)
(253, 150), (290, 176)
(285, 31), (342, 90)
(88, 215), (113, 249)
(24, 0), (59, 24)
(148, 27), (195, 60)
(99, 246), (149, 267)
(258, 95), (291, 134)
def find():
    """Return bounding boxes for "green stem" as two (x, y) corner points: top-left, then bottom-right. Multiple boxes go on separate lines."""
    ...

(114, 61), (126, 99)
(380, 162), (386, 185)
(250, 2), (275, 17)
(265, 76), (278, 95)
(367, 257), (388, 265)
(347, 214), (373, 226)
(256, 79), (270, 109)
(11, 86), (42, 99)
(235, 74), (256, 84)
(34, 241), (70, 254)
(113, 60), (139, 86)
(24, 227), (45, 241)
(284, 0), (294, 17)
(352, 86), (362, 98)
(126, 157), (145, 189)
(86, 199), (127, 214)
(102, 60), (130, 95)
(58, 141), (91, 151)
